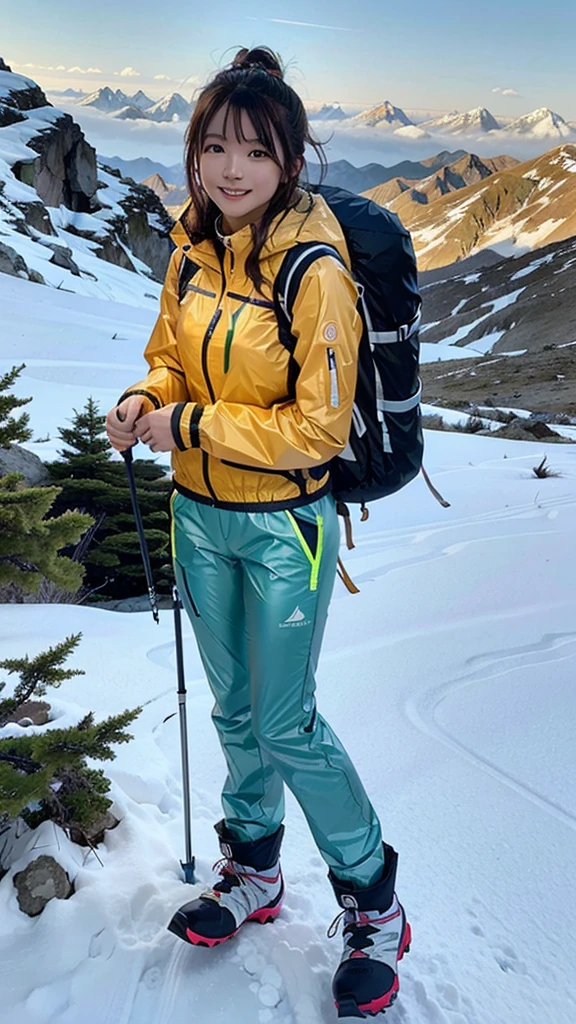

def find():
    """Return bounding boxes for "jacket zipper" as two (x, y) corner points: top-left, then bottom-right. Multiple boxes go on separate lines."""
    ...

(199, 246), (232, 502)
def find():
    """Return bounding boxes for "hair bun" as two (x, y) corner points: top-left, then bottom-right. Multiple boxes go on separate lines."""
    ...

(232, 46), (284, 80)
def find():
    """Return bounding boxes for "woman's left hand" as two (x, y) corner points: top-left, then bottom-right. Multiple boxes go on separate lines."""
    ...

(133, 403), (178, 452)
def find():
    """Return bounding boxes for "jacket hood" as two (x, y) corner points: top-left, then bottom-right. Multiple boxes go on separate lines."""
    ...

(170, 190), (352, 274)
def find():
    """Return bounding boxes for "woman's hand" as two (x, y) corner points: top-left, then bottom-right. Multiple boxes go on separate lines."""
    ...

(105, 395), (144, 452)
(133, 403), (179, 453)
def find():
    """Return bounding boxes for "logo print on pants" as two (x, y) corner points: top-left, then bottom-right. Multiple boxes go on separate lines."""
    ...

(280, 606), (311, 628)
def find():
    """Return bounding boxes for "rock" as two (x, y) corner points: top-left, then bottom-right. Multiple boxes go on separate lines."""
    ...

(0, 103), (25, 128)
(46, 242), (81, 275)
(95, 233), (137, 272)
(15, 201), (57, 236)
(69, 811), (120, 847)
(15, 113), (98, 212)
(3, 701), (51, 726)
(0, 240), (29, 277)
(0, 57), (12, 72)
(0, 443), (52, 485)
(491, 418), (561, 441)
(13, 855), (73, 916)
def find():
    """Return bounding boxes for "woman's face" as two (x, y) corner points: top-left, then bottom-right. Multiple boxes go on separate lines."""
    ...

(199, 104), (287, 234)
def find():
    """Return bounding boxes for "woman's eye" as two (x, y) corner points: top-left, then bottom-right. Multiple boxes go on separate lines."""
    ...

(251, 149), (269, 159)
(204, 144), (223, 153)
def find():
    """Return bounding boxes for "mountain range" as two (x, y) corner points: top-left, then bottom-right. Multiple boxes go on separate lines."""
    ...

(315, 101), (575, 141)
(392, 145), (576, 270)
(70, 83), (576, 142)
(79, 86), (194, 123)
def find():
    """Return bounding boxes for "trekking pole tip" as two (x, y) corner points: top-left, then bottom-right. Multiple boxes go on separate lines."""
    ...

(181, 858), (196, 884)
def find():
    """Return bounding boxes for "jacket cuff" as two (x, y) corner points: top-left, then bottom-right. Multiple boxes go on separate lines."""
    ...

(171, 402), (204, 450)
(117, 389), (160, 413)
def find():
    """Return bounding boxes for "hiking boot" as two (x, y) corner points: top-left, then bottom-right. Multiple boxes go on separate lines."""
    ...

(328, 844), (411, 1018)
(167, 821), (284, 947)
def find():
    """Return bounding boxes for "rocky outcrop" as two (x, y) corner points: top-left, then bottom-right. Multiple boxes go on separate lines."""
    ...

(0, 442), (52, 484)
(14, 114), (98, 213)
(0, 61), (48, 118)
(1, 60), (173, 289)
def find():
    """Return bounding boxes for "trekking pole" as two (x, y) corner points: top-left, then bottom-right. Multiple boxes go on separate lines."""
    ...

(119, 443), (196, 882)
(120, 446), (159, 624)
(172, 583), (196, 883)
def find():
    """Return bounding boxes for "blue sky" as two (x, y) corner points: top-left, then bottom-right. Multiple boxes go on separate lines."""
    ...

(4, 0), (576, 118)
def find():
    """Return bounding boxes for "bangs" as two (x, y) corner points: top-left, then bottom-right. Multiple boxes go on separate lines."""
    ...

(199, 90), (283, 167)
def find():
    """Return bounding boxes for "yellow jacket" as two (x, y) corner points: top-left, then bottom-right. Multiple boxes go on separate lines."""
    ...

(121, 190), (363, 511)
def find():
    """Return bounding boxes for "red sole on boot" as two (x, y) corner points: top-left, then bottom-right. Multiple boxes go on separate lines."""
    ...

(185, 899), (283, 948)
(335, 920), (412, 1016)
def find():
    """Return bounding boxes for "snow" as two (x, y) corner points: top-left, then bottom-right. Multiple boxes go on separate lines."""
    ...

(464, 329), (506, 354)
(510, 253), (555, 280)
(1, 425), (576, 1023)
(0, 69), (40, 99)
(0, 272), (162, 464)
(422, 290), (523, 356)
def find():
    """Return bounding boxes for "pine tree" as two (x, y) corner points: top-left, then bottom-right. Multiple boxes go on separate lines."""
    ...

(0, 474), (92, 595)
(46, 397), (173, 600)
(0, 634), (141, 836)
(0, 364), (32, 448)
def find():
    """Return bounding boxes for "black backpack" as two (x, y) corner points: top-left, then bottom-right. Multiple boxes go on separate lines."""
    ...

(178, 185), (427, 525)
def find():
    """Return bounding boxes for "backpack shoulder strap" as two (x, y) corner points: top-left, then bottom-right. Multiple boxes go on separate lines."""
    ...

(177, 253), (202, 304)
(273, 242), (346, 353)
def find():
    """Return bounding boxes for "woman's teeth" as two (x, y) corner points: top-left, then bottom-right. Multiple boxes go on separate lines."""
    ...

(221, 188), (250, 196)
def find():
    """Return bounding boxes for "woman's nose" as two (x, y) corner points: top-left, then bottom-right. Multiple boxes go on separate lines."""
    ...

(223, 156), (244, 180)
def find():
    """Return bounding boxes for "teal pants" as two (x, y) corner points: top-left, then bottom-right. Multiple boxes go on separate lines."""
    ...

(170, 490), (384, 887)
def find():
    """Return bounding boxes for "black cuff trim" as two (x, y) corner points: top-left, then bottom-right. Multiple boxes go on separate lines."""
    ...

(171, 402), (187, 451)
(189, 404), (204, 449)
(118, 389), (161, 411)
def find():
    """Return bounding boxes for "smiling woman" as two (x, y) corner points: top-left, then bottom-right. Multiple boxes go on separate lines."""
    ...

(105, 45), (412, 1020)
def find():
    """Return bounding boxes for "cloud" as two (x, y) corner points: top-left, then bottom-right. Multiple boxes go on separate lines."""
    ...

(154, 74), (172, 81)
(12, 61), (103, 74)
(492, 87), (522, 97)
(246, 16), (363, 32)
(114, 67), (141, 78)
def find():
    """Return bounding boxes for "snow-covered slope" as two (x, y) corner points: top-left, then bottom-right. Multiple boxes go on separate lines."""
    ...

(1, 427), (575, 1024)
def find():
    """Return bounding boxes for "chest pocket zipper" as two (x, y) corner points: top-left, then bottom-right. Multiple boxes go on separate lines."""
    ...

(223, 301), (248, 373)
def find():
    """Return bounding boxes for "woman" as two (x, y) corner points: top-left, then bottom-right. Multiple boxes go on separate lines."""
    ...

(106, 46), (410, 1018)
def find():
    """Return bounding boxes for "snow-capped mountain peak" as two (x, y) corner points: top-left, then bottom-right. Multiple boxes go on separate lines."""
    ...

(419, 107), (500, 135)
(355, 100), (413, 128)
(78, 86), (131, 113)
(146, 92), (194, 123)
(503, 107), (572, 139)
(309, 103), (348, 122)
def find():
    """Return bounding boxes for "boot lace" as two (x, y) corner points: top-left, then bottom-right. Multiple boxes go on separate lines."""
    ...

(327, 908), (382, 951)
(209, 857), (269, 897)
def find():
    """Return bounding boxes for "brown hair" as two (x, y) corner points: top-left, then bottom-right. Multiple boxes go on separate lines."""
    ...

(183, 46), (328, 293)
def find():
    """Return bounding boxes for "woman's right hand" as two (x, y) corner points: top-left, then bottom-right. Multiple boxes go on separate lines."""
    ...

(105, 395), (145, 452)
